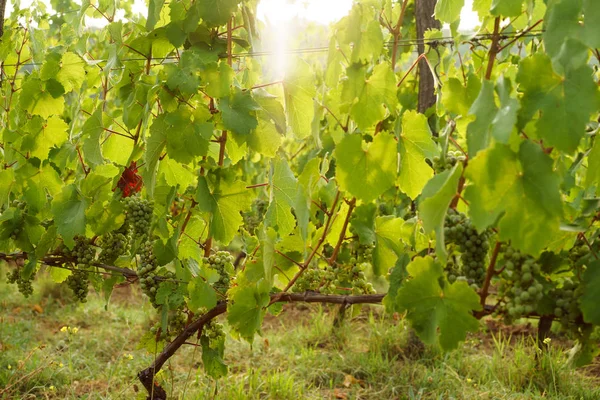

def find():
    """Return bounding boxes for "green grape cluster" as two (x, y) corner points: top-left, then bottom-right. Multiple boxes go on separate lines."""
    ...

(124, 196), (154, 240)
(203, 251), (235, 293)
(432, 151), (466, 173)
(445, 257), (460, 284)
(138, 241), (160, 307)
(292, 266), (325, 292)
(7, 268), (34, 297)
(569, 239), (590, 264)
(98, 226), (129, 264)
(149, 312), (187, 341)
(444, 210), (490, 288)
(66, 268), (90, 302)
(497, 245), (543, 320)
(293, 239), (375, 295)
(202, 319), (225, 348)
(241, 198), (268, 235)
(551, 279), (583, 323)
(70, 235), (96, 265)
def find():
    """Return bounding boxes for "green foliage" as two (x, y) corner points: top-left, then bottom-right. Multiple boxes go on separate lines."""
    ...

(1, 0), (600, 391)
(394, 257), (481, 350)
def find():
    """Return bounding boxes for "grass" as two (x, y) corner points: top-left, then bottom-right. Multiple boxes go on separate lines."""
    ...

(0, 271), (599, 400)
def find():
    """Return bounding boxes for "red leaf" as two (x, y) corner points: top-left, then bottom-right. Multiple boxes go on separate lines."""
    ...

(115, 161), (143, 197)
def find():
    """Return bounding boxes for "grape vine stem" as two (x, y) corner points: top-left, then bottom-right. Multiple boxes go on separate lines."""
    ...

(477, 241), (502, 313)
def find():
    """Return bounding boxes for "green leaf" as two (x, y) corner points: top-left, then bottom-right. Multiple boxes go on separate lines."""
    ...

(466, 81), (497, 157)
(247, 118), (281, 157)
(197, 0), (242, 28)
(418, 165), (463, 261)
(56, 52), (86, 93)
(147, 0), (165, 30)
(196, 176), (253, 245)
(543, 0), (582, 60)
(28, 115), (68, 160)
(20, 78), (64, 118)
(490, 0), (523, 17)
(395, 256), (481, 350)
(204, 61), (234, 98)
(583, 0), (600, 48)
(227, 285), (270, 341)
(586, 139), (600, 191)
(201, 335), (228, 378)
(51, 184), (87, 248)
(382, 253), (409, 313)
(466, 78), (519, 157)
(283, 59), (316, 139)
(435, 0), (465, 23)
(159, 158), (196, 188)
(517, 53), (599, 154)
(350, 62), (397, 130)
(0, 169), (15, 210)
(50, 266), (71, 283)
(154, 235), (178, 266)
(265, 159), (298, 237)
(82, 108), (104, 166)
(220, 90), (260, 139)
(581, 261), (600, 325)
(187, 276), (217, 312)
(442, 75), (481, 116)
(335, 133), (397, 203)
(143, 115), (168, 197)
(398, 110), (438, 199)
(464, 142), (562, 255)
(373, 216), (406, 276)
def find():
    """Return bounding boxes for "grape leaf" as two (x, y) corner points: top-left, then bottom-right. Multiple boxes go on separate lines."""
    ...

(586, 138), (600, 191)
(490, 0), (523, 17)
(197, 0), (242, 28)
(82, 108), (104, 166)
(466, 78), (519, 157)
(581, 261), (600, 325)
(283, 59), (316, 139)
(220, 90), (260, 139)
(146, 0), (165, 30)
(335, 133), (397, 203)
(372, 216), (406, 276)
(435, 0), (464, 23)
(418, 164), (463, 261)
(227, 285), (270, 341)
(583, 0), (600, 47)
(350, 62), (397, 130)
(187, 275), (217, 312)
(395, 256), (481, 350)
(201, 335), (228, 379)
(51, 184), (88, 248)
(398, 110), (438, 199)
(56, 52), (86, 93)
(196, 176), (253, 245)
(517, 53), (599, 154)
(464, 142), (562, 255)
(265, 159), (298, 237)
(247, 118), (281, 157)
(20, 78), (65, 118)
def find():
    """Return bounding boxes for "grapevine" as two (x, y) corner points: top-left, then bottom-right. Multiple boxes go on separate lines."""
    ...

(98, 225), (130, 264)
(138, 241), (160, 307)
(431, 151), (466, 174)
(444, 210), (491, 288)
(496, 245), (544, 321)
(203, 251), (235, 294)
(0, 0), (598, 397)
(7, 267), (34, 298)
(124, 196), (154, 241)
